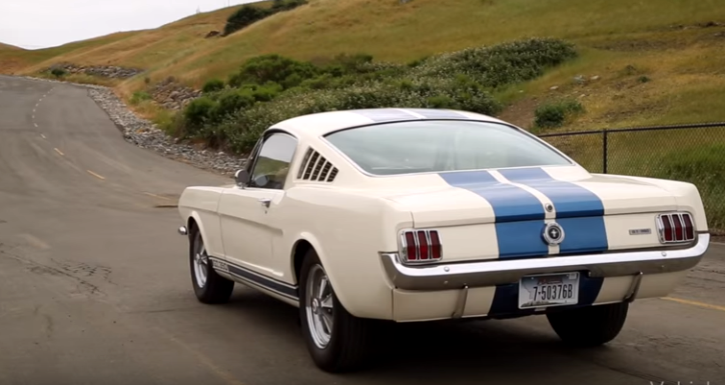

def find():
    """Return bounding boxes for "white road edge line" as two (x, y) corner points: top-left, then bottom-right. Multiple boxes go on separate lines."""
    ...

(54, 148), (64, 156)
(86, 170), (106, 180)
(41, 134), (46, 139)
(34, 123), (38, 128)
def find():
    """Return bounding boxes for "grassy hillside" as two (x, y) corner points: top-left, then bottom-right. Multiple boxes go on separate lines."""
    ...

(2, 0), (724, 131)
(0, 43), (22, 50)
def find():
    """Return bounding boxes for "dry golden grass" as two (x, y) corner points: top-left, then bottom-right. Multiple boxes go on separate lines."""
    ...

(0, 43), (22, 50)
(2, 0), (725, 129)
(501, 28), (725, 130)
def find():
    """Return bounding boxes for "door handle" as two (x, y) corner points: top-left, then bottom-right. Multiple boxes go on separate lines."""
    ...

(258, 198), (271, 208)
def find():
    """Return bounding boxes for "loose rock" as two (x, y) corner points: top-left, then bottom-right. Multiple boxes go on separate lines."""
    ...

(47, 62), (143, 79)
(150, 76), (202, 110)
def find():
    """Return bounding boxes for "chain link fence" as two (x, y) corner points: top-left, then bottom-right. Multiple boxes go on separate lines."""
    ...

(538, 122), (725, 233)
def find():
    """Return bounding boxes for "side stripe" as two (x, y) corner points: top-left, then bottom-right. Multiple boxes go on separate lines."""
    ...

(489, 276), (604, 317)
(211, 257), (298, 300)
(438, 171), (548, 259)
(497, 167), (608, 254)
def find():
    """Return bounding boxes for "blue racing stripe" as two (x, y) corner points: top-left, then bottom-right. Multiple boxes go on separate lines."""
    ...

(439, 171), (545, 222)
(488, 275), (604, 317)
(403, 108), (469, 120)
(495, 220), (549, 258)
(439, 171), (548, 259)
(350, 109), (418, 122)
(557, 217), (608, 254)
(498, 167), (604, 218)
(497, 167), (608, 254)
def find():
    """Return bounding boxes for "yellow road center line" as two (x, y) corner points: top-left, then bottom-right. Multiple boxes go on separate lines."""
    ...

(54, 148), (64, 156)
(86, 170), (106, 180)
(143, 192), (171, 200)
(662, 297), (725, 312)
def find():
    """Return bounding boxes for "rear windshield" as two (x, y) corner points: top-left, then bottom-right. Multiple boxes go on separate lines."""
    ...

(324, 120), (571, 175)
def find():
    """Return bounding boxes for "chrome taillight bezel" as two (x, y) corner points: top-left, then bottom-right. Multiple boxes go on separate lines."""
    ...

(399, 229), (442, 264)
(656, 212), (696, 244)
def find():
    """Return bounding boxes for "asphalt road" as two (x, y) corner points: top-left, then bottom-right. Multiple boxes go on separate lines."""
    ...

(1, 75), (724, 385)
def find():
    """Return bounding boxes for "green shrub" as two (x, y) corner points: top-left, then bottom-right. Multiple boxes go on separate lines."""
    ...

(271, 0), (308, 11)
(410, 38), (578, 89)
(130, 91), (152, 105)
(184, 97), (216, 132)
(223, 0), (307, 36)
(223, 5), (272, 36)
(51, 68), (66, 77)
(213, 89), (255, 119)
(534, 99), (585, 130)
(228, 54), (319, 89)
(202, 78), (225, 93)
(174, 37), (579, 154)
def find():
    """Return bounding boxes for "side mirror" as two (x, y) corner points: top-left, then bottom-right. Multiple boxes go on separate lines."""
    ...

(234, 169), (249, 187)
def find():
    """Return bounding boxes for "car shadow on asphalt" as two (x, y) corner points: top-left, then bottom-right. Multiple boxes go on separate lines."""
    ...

(219, 286), (621, 381)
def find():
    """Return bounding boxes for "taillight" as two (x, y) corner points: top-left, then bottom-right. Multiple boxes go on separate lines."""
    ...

(400, 230), (442, 263)
(656, 213), (696, 243)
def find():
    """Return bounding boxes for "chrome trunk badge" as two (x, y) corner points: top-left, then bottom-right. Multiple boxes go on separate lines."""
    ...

(542, 222), (565, 245)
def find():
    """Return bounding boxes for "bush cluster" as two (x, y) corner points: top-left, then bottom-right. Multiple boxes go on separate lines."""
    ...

(533, 99), (585, 130)
(223, 0), (307, 36)
(175, 38), (578, 154)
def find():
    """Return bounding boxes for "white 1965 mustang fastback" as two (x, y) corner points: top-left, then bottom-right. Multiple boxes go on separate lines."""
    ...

(176, 108), (709, 372)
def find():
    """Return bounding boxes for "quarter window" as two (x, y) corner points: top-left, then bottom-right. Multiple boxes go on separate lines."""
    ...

(248, 132), (297, 189)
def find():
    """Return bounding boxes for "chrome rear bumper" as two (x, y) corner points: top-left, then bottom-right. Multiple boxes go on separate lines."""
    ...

(380, 233), (710, 291)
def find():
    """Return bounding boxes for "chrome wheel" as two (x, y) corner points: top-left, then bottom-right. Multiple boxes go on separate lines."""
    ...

(193, 234), (209, 288)
(305, 264), (334, 349)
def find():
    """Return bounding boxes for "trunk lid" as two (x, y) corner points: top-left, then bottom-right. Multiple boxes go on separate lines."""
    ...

(380, 167), (677, 228)
(373, 166), (679, 261)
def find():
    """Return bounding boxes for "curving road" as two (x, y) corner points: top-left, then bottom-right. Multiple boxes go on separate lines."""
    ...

(1, 75), (724, 385)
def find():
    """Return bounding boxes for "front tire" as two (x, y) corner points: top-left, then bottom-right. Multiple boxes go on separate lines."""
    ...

(190, 226), (234, 304)
(298, 249), (374, 372)
(546, 302), (629, 347)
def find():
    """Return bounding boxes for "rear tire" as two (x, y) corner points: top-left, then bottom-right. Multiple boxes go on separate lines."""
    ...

(298, 249), (374, 372)
(546, 302), (628, 347)
(189, 226), (234, 304)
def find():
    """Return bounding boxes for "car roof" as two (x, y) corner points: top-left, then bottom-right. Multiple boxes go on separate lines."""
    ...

(270, 108), (508, 138)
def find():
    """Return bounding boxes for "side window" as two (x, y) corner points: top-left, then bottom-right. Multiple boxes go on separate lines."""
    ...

(248, 133), (297, 190)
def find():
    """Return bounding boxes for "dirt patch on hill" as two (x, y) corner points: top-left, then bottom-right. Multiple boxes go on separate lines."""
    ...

(497, 97), (539, 130)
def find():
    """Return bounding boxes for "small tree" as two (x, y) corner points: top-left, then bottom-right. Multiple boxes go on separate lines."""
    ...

(50, 68), (66, 78)
(223, 5), (271, 36)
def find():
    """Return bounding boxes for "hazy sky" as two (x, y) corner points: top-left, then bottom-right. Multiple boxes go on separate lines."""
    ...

(0, 0), (258, 49)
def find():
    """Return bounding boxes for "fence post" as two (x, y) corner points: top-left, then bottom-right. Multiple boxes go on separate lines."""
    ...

(602, 129), (608, 173)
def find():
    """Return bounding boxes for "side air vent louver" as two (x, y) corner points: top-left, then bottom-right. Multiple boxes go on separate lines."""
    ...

(297, 147), (338, 182)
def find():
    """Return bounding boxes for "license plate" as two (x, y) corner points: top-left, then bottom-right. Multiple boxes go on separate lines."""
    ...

(518, 272), (579, 309)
